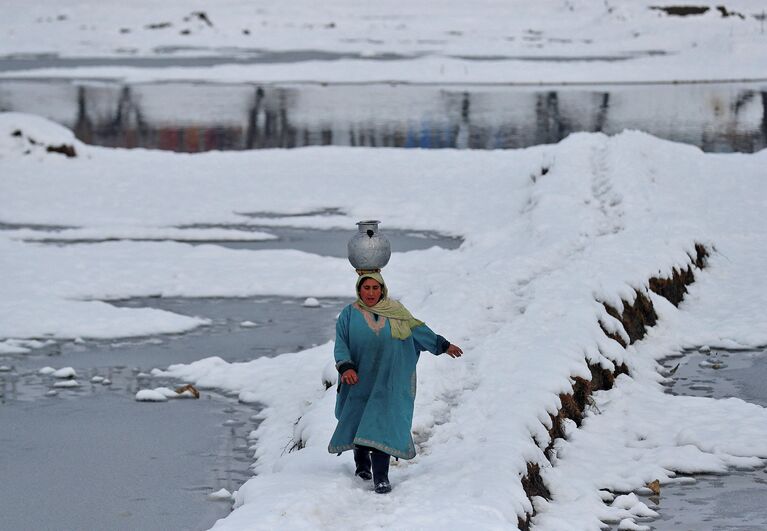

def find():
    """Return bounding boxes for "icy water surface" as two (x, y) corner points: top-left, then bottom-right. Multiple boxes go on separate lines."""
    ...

(1, 79), (765, 152)
(630, 348), (767, 530)
(22, 224), (462, 256)
(0, 377), (259, 531)
(0, 296), (345, 531)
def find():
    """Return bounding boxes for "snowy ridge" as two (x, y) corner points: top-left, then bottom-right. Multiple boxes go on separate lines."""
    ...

(522, 246), (707, 528)
(3, 113), (767, 529)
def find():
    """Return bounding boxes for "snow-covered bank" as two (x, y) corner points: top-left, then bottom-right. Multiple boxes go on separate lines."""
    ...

(2, 1), (767, 84)
(3, 112), (767, 529)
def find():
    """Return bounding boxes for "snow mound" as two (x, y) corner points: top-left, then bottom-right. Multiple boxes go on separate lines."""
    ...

(135, 389), (170, 402)
(208, 488), (232, 501)
(135, 385), (200, 401)
(53, 380), (80, 388)
(52, 367), (77, 379)
(618, 519), (651, 531)
(0, 112), (83, 158)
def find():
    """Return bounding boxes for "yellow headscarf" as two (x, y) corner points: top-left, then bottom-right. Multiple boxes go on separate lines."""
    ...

(355, 272), (423, 339)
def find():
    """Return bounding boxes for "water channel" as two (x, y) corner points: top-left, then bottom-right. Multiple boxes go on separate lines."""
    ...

(0, 227), (458, 531)
(14, 224), (462, 256)
(613, 347), (767, 531)
(1, 79), (765, 153)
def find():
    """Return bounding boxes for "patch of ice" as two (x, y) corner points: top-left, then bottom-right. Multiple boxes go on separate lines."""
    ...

(0, 340), (30, 354)
(53, 380), (80, 388)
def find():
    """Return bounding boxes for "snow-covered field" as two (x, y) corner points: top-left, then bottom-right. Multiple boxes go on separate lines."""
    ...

(3, 2), (767, 529)
(2, 0), (767, 84)
(2, 109), (767, 529)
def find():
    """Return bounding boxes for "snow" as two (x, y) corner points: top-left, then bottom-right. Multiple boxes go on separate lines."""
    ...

(135, 386), (199, 401)
(53, 380), (80, 388)
(1, 339), (53, 354)
(135, 389), (170, 402)
(618, 519), (650, 531)
(51, 367), (77, 379)
(2, 2), (767, 528)
(208, 488), (233, 501)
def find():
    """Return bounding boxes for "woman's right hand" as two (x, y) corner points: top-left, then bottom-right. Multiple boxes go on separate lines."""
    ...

(341, 369), (359, 385)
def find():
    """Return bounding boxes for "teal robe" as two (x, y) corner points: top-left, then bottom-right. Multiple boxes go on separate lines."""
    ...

(328, 302), (448, 459)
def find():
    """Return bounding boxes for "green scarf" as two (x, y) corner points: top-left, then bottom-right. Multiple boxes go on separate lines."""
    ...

(355, 272), (423, 340)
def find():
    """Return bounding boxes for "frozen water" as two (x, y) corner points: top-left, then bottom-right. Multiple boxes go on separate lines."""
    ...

(663, 349), (767, 407)
(624, 349), (767, 530)
(0, 387), (258, 531)
(0, 295), (347, 531)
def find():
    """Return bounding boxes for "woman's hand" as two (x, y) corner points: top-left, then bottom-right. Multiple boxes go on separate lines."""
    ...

(445, 344), (463, 358)
(341, 369), (359, 385)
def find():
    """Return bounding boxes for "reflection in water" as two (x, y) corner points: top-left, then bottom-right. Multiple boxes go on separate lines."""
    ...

(0, 80), (765, 153)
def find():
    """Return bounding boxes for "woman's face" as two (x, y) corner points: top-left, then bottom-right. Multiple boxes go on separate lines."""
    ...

(359, 278), (383, 307)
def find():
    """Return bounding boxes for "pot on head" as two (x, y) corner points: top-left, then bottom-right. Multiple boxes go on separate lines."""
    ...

(347, 220), (391, 272)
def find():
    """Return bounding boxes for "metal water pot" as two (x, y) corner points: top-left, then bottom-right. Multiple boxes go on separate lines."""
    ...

(347, 220), (391, 271)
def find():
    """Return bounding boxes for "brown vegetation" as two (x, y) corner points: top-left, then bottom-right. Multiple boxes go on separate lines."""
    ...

(46, 144), (77, 158)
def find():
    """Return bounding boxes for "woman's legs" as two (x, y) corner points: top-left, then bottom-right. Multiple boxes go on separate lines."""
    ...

(354, 445), (392, 493)
(353, 445), (372, 480)
(370, 448), (392, 493)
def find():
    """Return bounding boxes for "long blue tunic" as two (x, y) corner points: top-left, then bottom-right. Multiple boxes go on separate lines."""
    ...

(328, 302), (448, 459)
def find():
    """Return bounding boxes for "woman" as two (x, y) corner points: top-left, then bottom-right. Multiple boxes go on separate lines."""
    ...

(328, 272), (463, 494)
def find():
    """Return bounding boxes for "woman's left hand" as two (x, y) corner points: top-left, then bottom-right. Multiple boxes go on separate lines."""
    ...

(445, 344), (463, 358)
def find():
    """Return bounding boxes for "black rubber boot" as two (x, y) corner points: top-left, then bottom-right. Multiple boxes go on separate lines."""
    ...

(353, 446), (372, 480)
(371, 449), (392, 493)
